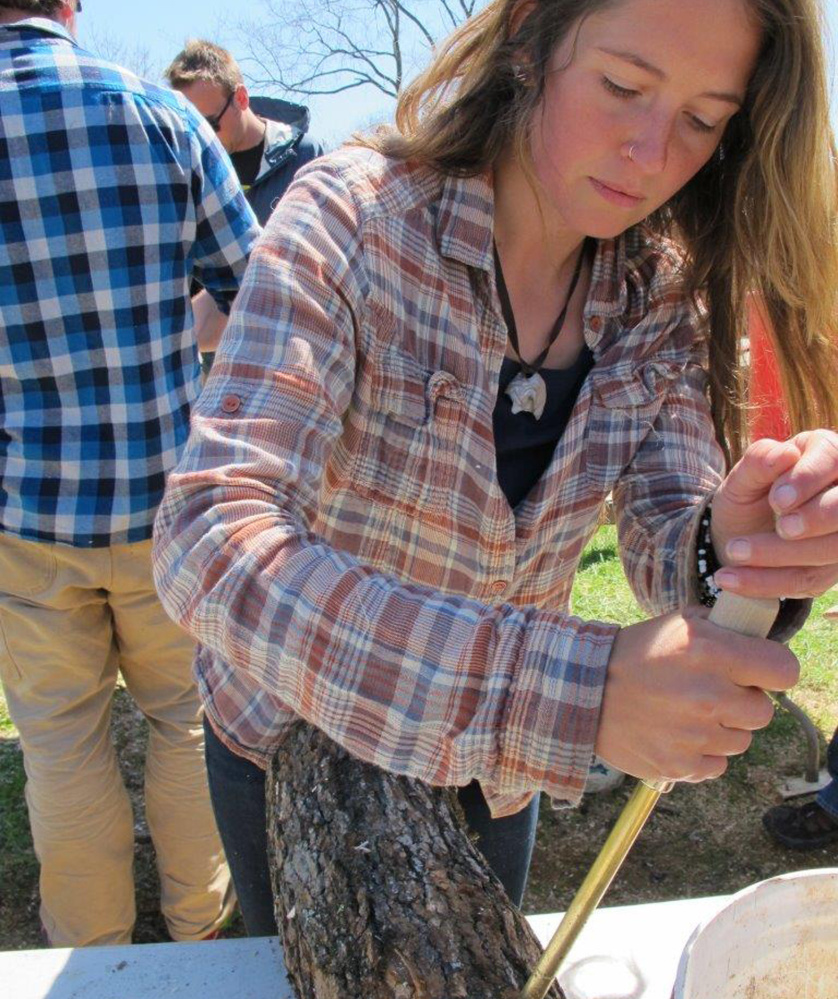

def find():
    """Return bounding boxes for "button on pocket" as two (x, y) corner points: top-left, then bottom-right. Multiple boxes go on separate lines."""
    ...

(221, 394), (242, 414)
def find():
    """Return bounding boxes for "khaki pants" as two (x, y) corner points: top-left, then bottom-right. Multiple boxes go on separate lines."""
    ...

(0, 533), (234, 947)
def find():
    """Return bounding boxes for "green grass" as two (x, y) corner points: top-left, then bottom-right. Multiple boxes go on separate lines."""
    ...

(572, 526), (646, 626)
(0, 743), (33, 867)
(0, 687), (15, 737)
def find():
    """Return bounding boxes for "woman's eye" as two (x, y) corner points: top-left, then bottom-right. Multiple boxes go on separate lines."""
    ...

(601, 76), (639, 99)
(687, 113), (718, 134)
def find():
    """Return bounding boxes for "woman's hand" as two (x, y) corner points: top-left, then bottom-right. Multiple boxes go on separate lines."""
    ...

(595, 607), (799, 783)
(711, 430), (838, 599)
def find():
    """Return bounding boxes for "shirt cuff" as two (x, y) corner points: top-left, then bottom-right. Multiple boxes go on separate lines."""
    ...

(492, 613), (619, 816)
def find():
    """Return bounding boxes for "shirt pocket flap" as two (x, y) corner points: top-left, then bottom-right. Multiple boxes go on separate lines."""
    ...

(371, 348), (465, 427)
(592, 360), (682, 410)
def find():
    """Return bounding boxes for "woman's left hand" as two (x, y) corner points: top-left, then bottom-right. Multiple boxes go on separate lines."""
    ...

(710, 430), (838, 600)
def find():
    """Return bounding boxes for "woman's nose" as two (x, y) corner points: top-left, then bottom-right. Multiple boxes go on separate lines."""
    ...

(627, 112), (673, 174)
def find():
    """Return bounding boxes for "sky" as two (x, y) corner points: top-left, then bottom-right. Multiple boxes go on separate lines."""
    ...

(79, 0), (838, 149)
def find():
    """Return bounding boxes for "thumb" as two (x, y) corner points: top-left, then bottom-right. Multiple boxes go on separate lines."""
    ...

(720, 438), (800, 506)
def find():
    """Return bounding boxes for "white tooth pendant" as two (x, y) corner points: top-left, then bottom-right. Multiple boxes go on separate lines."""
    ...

(506, 370), (547, 420)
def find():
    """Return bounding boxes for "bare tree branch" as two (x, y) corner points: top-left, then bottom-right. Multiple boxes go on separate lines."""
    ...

(390, 0), (436, 51)
(322, 21), (399, 87)
(236, 0), (484, 101)
(380, 0), (403, 93)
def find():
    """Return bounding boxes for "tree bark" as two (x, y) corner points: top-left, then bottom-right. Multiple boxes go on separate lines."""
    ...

(267, 723), (564, 999)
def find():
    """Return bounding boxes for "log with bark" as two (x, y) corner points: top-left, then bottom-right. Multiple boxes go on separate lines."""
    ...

(267, 722), (565, 999)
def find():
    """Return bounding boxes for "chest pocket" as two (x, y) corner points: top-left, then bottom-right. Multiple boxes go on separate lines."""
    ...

(349, 347), (467, 513)
(584, 361), (680, 493)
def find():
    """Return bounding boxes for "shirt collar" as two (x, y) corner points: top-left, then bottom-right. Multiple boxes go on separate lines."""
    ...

(586, 235), (628, 319)
(0, 17), (77, 46)
(435, 164), (643, 328)
(436, 170), (496, 273)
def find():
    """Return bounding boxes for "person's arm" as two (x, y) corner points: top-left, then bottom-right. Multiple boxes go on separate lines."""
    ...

(191, 289), (228, 353)
(611, 327), (820, 640)
(591, 321), (802, 783)
(188, 113), (261, 314)
(153, 160), (615, 813)
(611, 347), (726, 615)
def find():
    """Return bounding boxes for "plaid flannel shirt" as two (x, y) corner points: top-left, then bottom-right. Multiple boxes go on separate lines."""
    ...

(153, 148), (726, 816)
(0, 19), (260, 547)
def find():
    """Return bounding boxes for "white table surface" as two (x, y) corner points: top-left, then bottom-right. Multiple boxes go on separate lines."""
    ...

(0, 895), (729, 999)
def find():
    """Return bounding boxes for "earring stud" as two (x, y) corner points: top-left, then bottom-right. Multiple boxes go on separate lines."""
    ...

(512, 63), (530, 85)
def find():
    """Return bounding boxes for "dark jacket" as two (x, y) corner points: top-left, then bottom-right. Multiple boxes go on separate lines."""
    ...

(245, 97), (324, 225)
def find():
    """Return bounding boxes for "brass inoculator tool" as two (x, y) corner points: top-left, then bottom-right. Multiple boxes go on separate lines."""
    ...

(520, 591), (781, 999)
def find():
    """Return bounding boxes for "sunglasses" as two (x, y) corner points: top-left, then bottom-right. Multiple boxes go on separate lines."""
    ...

(206, 91), (235, 133)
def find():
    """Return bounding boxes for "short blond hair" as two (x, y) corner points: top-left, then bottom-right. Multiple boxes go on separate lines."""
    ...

(164, 39), (243, 95)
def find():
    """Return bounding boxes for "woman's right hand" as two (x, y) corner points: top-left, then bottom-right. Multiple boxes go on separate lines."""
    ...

(594, 608), (799, 783)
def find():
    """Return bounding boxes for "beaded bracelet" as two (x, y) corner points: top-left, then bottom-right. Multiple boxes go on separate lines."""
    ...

(697, 505), (722, 607)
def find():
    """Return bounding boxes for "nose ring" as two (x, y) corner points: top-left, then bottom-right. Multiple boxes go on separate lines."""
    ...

(627, 143), (637, 161)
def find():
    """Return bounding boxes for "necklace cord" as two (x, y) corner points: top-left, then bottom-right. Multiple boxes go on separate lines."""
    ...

(493, 238), (591, 376)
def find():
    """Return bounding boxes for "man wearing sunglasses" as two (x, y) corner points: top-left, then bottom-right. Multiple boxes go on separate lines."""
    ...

(166, 40), (324, 226)
(165, 41), (323, 376)
(0, 0), (260, 949)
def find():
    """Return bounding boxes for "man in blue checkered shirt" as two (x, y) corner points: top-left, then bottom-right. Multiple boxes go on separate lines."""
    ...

(0, 0), (261, 947)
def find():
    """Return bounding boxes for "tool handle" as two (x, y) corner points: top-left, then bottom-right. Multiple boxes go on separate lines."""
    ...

(519, 591), (780, 999)
(705, 590), (780, 639)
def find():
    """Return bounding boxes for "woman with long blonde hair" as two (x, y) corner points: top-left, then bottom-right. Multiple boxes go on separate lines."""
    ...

(153, 0), (838, 933)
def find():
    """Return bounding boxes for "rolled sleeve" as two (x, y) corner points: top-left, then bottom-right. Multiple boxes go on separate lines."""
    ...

(614, 344), (813, 643)
(614, 349), (725, 614)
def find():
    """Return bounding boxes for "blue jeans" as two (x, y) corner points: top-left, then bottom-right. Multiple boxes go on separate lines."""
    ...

(204, 719), (539, 936)
(817, 728), (838, 820)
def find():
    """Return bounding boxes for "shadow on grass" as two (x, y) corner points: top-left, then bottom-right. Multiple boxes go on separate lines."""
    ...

(578, 543), (619, 572)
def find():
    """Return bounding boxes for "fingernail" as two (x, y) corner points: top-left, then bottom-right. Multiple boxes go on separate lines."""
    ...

(773, 485), (798, 510)
(727, 539), (752, 562)
(777, 513), (804, 538)
(714, 570), (740, 589)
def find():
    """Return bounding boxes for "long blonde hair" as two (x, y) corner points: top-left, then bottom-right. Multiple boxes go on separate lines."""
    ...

(360, 0), (838, 465)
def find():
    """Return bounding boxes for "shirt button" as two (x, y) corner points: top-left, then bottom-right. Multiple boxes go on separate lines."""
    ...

(491, 580), (509, 595)
(221, 394), (242, 414)
(589, 316), (603, 332)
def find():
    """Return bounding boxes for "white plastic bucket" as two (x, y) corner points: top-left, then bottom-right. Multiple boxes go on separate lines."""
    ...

(672, 868), (838, 999)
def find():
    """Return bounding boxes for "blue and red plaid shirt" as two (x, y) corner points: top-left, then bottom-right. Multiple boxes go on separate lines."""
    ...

(0, 18), (260, 547)
(154, 148), (728, 816)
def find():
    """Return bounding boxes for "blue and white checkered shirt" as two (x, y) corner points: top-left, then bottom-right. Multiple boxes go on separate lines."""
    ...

(0, 19), (260, 547)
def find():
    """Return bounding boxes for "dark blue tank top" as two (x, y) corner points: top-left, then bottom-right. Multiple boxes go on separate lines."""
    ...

(493, 349), (594, 509)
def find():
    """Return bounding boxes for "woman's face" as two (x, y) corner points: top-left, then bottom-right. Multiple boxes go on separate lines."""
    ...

(529, 0), (762, 238)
